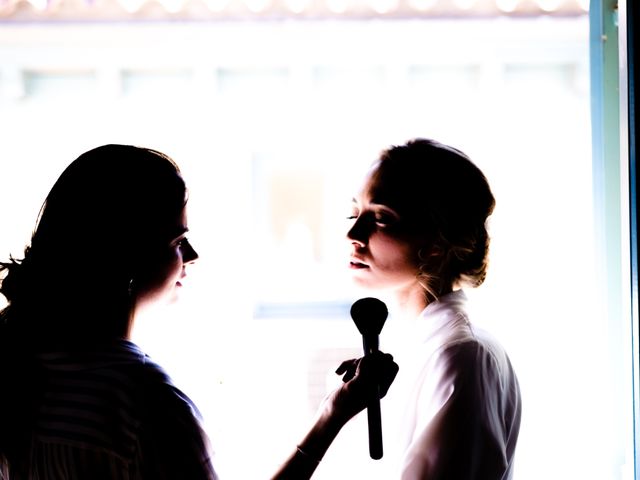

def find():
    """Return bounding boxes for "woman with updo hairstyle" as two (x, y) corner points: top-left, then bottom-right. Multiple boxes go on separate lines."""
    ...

(347, 138), (521, 479)
(0, 144), (397, 480)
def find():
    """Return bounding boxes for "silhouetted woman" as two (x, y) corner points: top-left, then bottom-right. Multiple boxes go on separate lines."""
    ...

(0, 144), (397, 479)
(347, 138), (521, 479)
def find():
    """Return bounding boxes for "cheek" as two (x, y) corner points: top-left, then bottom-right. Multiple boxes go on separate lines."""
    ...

(139, 249), (182, 290)
(374, 237), (419, 273)
(159, 250), (183, 281)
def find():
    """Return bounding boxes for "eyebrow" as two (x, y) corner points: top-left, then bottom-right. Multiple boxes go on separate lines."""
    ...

(169, 226), (189, 239)
(351, 198), (400, 218)
(351, 196), (393, 207)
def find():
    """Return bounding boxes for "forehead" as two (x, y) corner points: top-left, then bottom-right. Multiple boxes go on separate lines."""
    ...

(170, 206), (188, 232)
(358, 161), (417, 211)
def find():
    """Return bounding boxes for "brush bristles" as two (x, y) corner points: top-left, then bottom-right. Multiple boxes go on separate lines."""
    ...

(350, 297), (388, 336)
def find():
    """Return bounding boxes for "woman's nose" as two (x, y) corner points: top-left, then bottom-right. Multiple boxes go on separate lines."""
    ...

(182, 239), (199, 264)
(347, 216), (370, 246)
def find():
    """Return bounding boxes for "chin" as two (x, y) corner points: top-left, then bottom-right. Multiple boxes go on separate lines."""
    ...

(167, 292), (180, 304)
(351, 277), (380, 291)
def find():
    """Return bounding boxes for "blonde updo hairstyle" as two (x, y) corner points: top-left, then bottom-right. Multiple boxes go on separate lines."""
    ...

(372, 138), (495, 303)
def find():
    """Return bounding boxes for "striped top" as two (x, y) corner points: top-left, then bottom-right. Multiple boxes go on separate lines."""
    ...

(5, 340), (218, 480)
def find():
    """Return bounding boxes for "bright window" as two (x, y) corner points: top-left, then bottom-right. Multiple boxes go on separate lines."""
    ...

(0, 7), (630, 479)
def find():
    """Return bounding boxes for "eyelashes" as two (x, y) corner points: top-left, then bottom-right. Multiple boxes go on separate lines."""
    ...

(173, 237), (191, 249)
(374, 212), (396, 226)
(347, 211), (398, 227)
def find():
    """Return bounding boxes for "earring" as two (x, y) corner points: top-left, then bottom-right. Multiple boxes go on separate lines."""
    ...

(128, 279), (134, 297)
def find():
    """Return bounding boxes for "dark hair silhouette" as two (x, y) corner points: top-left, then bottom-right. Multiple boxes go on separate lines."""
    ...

(1, 143), (400, 480)
(0, 144), (186, 468)
(372, 138), (495, 301)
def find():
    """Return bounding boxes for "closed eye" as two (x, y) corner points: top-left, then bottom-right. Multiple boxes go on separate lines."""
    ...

(347, 205), (359, 220)
(373, 208), (400, 227)
(171, 235), (190, 248)
(374, 213), (394, 225)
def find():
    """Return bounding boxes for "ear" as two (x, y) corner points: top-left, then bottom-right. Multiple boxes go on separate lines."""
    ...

(418, 243), (445, 261)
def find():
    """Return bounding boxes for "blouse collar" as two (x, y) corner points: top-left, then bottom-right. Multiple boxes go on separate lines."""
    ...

(414, 289), (472, 344)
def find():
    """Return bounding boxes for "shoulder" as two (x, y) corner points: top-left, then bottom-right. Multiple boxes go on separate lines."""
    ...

(130, 350), (216, 479)
(421, 293), (517, 385)
(440, 329), (517, 383)
(116, 345), (203, 422)
(433, 330), (521, 430)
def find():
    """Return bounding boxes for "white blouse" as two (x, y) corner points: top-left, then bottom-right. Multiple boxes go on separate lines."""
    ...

(382, 289), (521, 480)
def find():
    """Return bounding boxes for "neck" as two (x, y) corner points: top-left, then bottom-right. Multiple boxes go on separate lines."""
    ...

(388, 283), (455, 321)
(385, 284), (428, 321)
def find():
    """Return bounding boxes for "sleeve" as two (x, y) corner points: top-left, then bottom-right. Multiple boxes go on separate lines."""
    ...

(400, 341), (509, 480)
(136, 365), (219, 480)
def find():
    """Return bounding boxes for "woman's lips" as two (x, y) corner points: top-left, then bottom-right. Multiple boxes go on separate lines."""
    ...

(349, 258), (369, 269)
